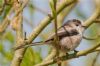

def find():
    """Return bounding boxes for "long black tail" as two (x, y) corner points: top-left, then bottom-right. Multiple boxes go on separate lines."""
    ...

(14, 41), (47, 50)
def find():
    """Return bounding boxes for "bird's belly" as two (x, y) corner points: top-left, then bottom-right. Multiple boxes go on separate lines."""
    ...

(59, 35), (82, 52)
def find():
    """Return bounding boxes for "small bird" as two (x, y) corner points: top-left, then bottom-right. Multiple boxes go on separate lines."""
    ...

(15, 19), (85, 53)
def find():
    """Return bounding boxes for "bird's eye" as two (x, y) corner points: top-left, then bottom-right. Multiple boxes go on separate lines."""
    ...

(76, 24), (79, 26)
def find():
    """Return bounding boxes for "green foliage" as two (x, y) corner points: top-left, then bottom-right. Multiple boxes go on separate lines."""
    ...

(21, 48), (42, 66)
(0, 0), (3, 6)
(3, 5), (12, 18)
(3, 51), (13, 60)
(0, 43), (13, 66)
(4, 31), (14, 43)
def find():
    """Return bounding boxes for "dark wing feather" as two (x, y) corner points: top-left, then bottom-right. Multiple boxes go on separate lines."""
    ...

(45, 28), (79, 42)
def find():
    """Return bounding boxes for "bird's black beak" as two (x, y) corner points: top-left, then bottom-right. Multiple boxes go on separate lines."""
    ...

(82, 25), (87, 29)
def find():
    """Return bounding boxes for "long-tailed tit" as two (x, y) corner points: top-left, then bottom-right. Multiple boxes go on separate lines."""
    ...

(15, 19), (85, 53)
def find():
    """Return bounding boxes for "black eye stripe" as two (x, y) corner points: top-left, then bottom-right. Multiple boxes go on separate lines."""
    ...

(72, 19), (81, 24)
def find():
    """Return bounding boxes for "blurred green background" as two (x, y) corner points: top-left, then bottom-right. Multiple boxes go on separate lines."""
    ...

(0, 0), (100, 66)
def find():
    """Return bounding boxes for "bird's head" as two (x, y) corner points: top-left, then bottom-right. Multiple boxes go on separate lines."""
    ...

(63, 19), (85, 33)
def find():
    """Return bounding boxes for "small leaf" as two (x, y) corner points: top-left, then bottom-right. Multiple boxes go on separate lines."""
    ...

(0, 43), (4, 52)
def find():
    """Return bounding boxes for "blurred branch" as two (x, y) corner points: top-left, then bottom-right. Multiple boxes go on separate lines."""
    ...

(91, 51), (100, 66)
(0, 0), (13, 33)
(0, 7), (13, 33)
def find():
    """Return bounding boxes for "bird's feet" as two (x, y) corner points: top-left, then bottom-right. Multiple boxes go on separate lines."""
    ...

(74, 50), (79, 55)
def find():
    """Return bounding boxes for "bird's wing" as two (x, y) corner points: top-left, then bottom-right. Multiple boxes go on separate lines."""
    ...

(45, 28), (79, 42)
